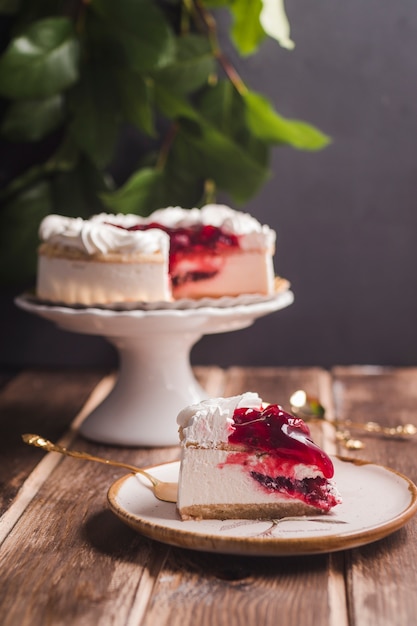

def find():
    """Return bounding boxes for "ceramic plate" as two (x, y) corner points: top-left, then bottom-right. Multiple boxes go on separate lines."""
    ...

(107, 456), (417, 556)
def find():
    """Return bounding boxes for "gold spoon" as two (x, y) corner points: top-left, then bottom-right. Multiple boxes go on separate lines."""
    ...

(22, 433), (178, 503)
(289, 390), (417, 450)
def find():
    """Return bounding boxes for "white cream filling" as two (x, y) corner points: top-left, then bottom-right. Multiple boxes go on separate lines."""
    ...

(177, 449), (322, 510)
(37, 254), (170, 304)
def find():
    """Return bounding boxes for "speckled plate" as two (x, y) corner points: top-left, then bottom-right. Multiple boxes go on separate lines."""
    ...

(107, 456), (417, 556)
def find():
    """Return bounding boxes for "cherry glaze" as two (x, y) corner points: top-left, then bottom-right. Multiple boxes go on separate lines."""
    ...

(229, 404), (334, 479)
(130, 222), (238, 267)
(114, 222), (240, 284)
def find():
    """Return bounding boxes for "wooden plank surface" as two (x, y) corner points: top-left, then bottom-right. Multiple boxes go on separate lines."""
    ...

(331, 366), (417, 626)
(0, 367), (227, 626)
(1, 366), (417, 626)
(0, 369), (108, 516)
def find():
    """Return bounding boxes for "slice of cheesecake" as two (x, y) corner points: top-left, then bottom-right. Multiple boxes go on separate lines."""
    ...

(176, 393), (342, 520)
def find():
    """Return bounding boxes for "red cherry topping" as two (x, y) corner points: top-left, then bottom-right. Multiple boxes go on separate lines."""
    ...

(229, 404), (334, 479)
(108, 221), (240, 285)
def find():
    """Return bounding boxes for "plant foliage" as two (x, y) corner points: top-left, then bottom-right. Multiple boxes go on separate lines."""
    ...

(0, 0), (330, 283)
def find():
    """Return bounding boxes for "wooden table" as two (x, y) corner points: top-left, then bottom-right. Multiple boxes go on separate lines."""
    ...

(1, 365), (417, 626)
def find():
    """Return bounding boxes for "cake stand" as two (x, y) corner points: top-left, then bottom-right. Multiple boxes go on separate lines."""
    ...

(16, 290), (294, 447)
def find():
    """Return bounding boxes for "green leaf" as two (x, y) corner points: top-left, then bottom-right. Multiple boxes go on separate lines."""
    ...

(100, 167), (165, 215)
(0, 180), (53, 284)
(116, 70), (155, 136)
(243, 90), (331, 150)
(153, 34), (216, 95)
(0, 94), (64, 142)
(230, 0), (265, 56)
(90, 0), (176, 72)
(0, 17), (80, 99)
(154, 82), (200, 123)
(196, 80), (269, 168)
(155, 84), (269, 202)
(162, 135), (205, 208)
(68, 63), (121, 168)
(178, 122), (269, 203)
(195, 80), (247, 140)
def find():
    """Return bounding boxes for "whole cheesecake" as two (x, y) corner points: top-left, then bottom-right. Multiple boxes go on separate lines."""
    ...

(176, 393), (342, 520)
(36, 204), (278, 306)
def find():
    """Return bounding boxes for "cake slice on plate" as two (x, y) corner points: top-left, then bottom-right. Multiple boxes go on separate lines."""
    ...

(176, 393), (342, 520)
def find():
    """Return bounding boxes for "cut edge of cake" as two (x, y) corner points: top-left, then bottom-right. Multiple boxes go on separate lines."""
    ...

(176, 393), (342, 521)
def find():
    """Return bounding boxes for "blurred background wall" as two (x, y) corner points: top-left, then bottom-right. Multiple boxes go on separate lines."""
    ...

(2, 0), (417, 369)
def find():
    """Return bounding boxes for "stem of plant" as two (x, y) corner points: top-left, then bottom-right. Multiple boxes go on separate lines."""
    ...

(156, 122), (179, 171)
(193, 0), (248, 96)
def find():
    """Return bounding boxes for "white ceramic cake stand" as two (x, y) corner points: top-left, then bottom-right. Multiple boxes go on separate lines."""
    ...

(16, 290), (293, 447)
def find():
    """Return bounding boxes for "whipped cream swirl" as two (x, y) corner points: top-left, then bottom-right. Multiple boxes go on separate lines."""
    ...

(39, 214), (169, 256)
(177, 392), (263, 447)
(39, 204), (275, 256)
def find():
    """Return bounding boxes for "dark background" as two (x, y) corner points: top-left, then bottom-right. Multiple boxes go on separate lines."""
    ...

(2, 0), (417, 370)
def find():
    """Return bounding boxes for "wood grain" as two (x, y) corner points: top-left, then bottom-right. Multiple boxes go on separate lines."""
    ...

(331, 366), (417, 626)
(0, 369), (107, 516)
(1, 366), (417, 626)
(140, 548), (336, 626)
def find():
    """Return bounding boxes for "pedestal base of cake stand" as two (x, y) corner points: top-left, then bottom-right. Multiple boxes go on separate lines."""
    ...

(81, 330), (207, 447)
(15, 291), (293, 446)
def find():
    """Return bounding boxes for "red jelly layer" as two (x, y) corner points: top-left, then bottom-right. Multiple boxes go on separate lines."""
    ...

(120, 222), (240, 285)
(222, 450), (339, 511)
(129, 222), (239, 255)
(250, 471), (339, 511)
(229, 404), (334, 479)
